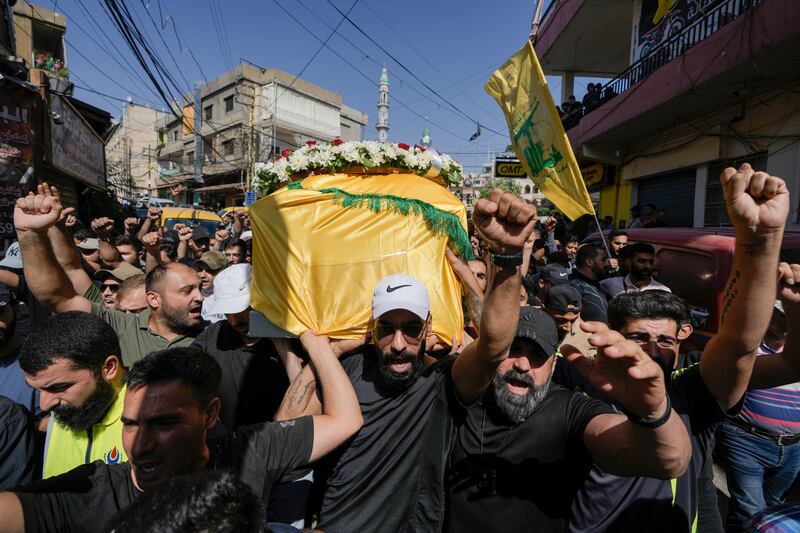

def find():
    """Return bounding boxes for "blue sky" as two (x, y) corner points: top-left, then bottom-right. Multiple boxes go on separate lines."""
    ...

(47, 0), (601, 172)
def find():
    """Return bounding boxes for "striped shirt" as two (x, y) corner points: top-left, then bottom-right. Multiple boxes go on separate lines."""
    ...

(737, 343), (800, 436)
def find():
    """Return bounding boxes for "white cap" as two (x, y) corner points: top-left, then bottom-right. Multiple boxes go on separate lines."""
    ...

(0, 242), (22, 269)
(372, 274), (430, 321)
(240, 230), (253, 241)
(209, 263), (252, 315)
(76, 238), (100, 251)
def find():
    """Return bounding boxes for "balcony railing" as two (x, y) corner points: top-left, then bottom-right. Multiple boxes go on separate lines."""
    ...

(567, 0), (762, 130)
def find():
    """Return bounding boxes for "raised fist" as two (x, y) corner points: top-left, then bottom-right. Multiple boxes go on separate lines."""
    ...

(721, 163), (789, 234)
(214, 229), (229, 243)
(148, 207), (162, 221)
(177, 225), (192, 242)
(124, 217), (140, 233)
(91, 217), (115, 239)
(472, 189), (537, 255)
(14, 192), (62, 233)
(64, 213), (77, 228)
(141, 231), (162, 251)
(778, 262), (800, 309)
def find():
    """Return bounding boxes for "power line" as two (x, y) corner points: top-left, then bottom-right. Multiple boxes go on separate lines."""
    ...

(271, 0), (469, 142)
(281, 0), (360, 94)
(324, 0), (504, 137)
(359, 0), (502, 125)
(152, 0), (209, 83)
(292, 0), (505, 135)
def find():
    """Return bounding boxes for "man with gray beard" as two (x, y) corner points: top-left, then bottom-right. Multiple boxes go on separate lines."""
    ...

(445, 305), (692, 532)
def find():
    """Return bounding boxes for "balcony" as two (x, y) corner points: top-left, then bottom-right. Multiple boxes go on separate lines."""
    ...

(561, 0), (800, 155)
(536, 0), (632, 76)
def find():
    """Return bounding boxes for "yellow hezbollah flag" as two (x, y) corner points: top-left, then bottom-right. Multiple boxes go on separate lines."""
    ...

(249, 172), (468, 344)
(486, 40), (594, 220)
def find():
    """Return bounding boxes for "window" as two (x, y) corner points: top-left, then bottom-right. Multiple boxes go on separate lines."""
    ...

(186, 151), (194, 164)
(224, 95), (234, 113)
(173, 129), (179, 141)
(222, 139), (234, 156)
(204, 105), (213, 121)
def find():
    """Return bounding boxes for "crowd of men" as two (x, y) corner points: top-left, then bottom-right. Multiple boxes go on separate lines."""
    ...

(0, 163), (797, 532)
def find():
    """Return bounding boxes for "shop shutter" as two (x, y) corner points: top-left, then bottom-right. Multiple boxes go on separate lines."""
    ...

(637, 169), (696, 227)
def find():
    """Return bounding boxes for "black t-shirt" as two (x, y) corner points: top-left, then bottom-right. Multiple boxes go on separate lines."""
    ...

(444, 383), (614, 532)
(192, 321), (289, 430)
(14, 416), (314, 532)
(567, 363), (732, 533)
(315, 351), (458, 533)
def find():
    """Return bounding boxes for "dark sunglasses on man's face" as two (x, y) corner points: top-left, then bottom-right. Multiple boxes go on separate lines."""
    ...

(101, 283), (121, 293)
(374, 320), (425, 343)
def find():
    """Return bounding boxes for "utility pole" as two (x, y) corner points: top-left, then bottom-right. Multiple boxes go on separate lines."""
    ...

(193, 81), (203, 184)
(272, 78), (277, 160)
(235, 82), (256, 191)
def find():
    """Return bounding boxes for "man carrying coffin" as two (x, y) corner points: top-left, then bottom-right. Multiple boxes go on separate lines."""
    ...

(275, 189), (691, 533)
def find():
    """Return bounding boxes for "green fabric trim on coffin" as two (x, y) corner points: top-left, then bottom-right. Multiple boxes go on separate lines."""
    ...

(288, 179), (474, 260)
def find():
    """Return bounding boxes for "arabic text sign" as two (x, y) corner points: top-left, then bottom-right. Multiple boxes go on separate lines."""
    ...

(50, 95), (105, 189)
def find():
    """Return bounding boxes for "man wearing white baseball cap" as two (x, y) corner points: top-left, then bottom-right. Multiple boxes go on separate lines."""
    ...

(193, 263), (299, 431)
(275, 189), (541, 533)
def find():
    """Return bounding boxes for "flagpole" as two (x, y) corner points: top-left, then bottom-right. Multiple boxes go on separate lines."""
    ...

(529, 0), (545, 43)
(593, 214), (613, 259)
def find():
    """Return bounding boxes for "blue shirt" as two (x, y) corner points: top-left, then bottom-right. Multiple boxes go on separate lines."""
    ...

(0, 346), (40, 416)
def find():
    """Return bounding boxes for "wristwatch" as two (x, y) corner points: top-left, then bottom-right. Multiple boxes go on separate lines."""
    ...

(489, 252), (523, 268)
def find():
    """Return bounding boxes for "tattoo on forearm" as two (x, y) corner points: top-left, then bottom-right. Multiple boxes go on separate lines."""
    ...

(721, 270), (741, 324)
(285, 379), (317, 412)
(469, 292), (483, 325)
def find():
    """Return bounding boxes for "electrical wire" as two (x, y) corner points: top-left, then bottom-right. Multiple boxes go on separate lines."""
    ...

(324, 0), (504, 136)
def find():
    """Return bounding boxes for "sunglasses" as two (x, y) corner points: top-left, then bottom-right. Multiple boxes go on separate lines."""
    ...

(79, 248), (98, 255)
(374, 319), (425, 344)
(101, 283), (121, 293)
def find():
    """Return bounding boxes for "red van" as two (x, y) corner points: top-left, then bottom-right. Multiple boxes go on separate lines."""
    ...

(585, 228), (800, 351)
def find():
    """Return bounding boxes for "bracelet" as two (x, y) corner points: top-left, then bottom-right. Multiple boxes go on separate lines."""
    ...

(490, 252), (523, 268)
(621, 395), (672, 429)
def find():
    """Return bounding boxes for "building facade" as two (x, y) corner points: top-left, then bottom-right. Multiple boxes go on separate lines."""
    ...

(156, 64), (368, 207)
(536, 0), (800, 229)
(105, 103), (166, 200)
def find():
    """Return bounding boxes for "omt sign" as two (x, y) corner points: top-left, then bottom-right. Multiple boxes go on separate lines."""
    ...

(494, 159), (527, 178)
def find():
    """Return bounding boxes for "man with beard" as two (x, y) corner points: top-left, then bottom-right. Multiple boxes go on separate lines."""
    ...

(570, 244), (609, 323)
(565, 164), (800, 532)
(444, 302), (691, 531)
(274, 189), (543, 532)
(19, 311), (127, 477)
(13, 190), (205, 367)
(0, 340), (363, 532)
(600, 242), (670, 299)
(193, 263), (298, 430)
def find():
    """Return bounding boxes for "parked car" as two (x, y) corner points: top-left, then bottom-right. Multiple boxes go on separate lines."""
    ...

(159, 207), (222, 236)
(147, 198), (175, 208)
(218, 206), (248, 220)
(584, 228), (800, 351)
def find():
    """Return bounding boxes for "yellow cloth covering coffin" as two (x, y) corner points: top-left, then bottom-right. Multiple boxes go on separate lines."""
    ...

(249, 172), (467, 344)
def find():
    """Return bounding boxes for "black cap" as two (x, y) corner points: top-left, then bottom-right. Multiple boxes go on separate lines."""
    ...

(539, 263), (570, 286)
(545, 284), (582, 314)
(192, 226), (211, 241)
(516, 307), (559, 355)
(162, 229), (179, 245)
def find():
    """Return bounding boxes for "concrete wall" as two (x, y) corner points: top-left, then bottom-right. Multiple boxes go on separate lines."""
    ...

(106, 104), (166, 196)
